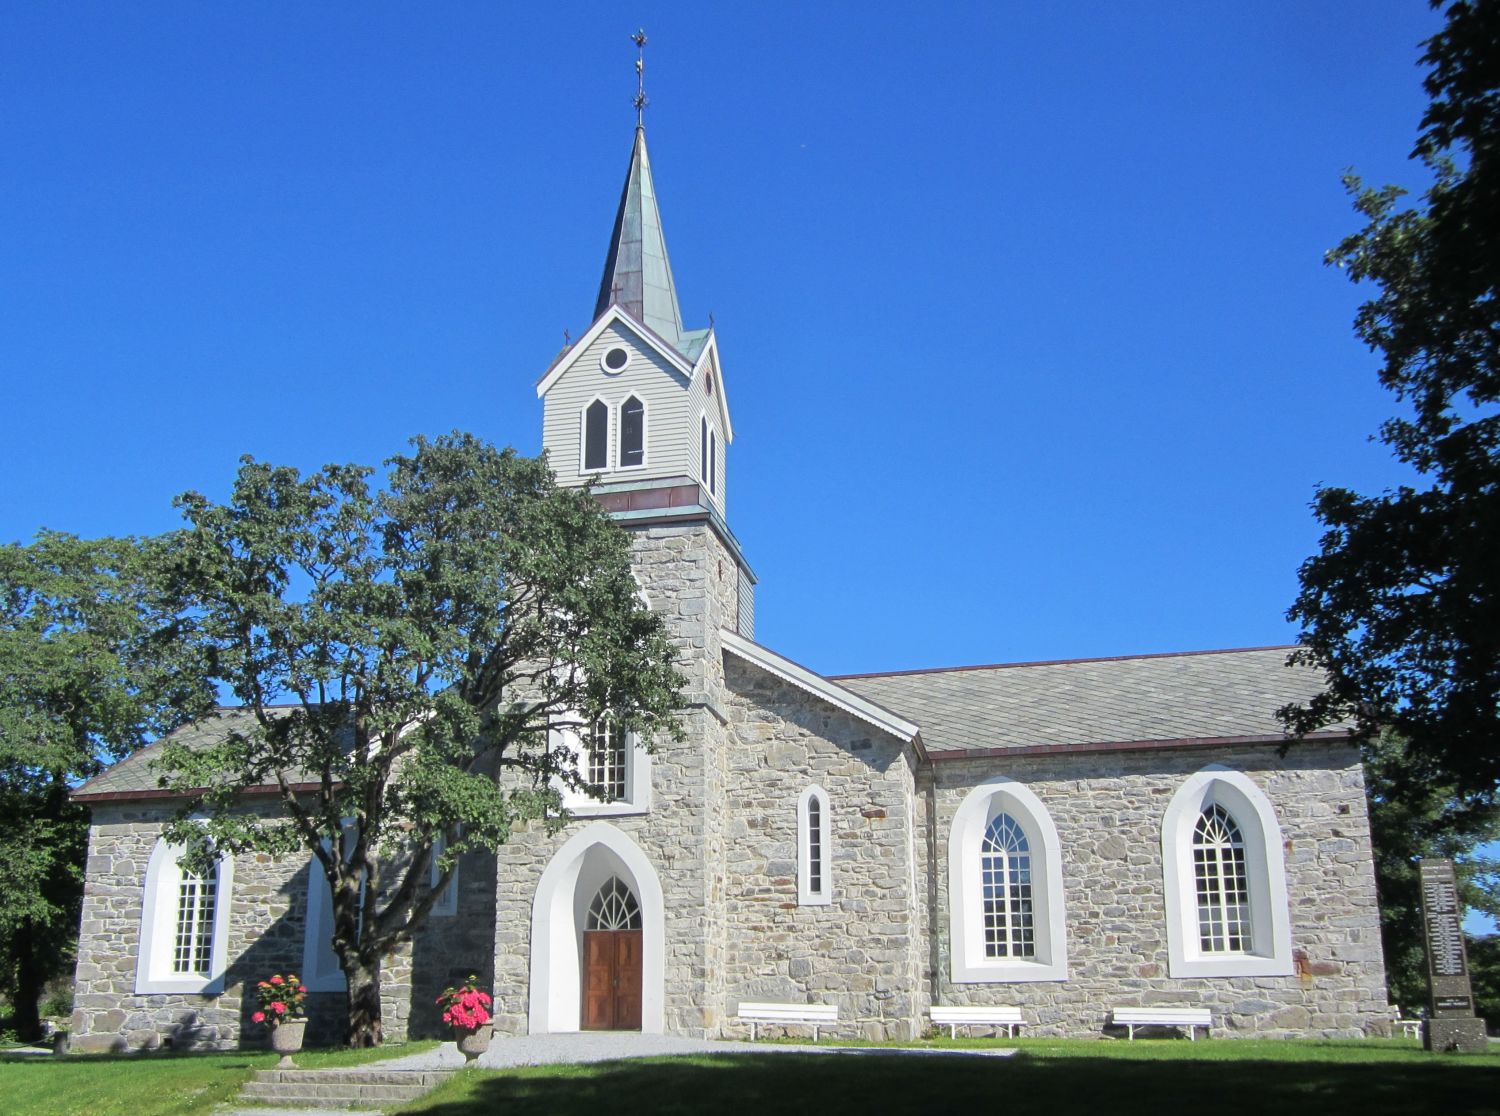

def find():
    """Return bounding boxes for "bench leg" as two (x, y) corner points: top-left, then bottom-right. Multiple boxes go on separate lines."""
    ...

(1188, 1025), (1196, 1042)
(1126, 1024), (1135, 1041)
(950, 1024), (957, 1040)
(751, 1022), (757, 1042)
(812, 1025), (819, 1043)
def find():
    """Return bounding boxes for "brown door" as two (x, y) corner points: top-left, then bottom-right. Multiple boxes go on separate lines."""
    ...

(582, 929), (643, 1030)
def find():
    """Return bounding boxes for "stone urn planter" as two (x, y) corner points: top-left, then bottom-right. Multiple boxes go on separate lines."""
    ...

(269, 1020), (306, 1068)
(456, 1024), (493, 1063)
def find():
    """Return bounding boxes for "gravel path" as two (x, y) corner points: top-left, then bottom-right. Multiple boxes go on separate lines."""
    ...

(380, 1030), (1017, 1070)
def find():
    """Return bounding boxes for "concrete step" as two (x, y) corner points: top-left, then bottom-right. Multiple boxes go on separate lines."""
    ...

(237, 1068), (454, 1108)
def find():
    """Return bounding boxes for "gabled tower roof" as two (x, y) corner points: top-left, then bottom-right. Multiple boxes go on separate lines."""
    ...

(594, 126), (685, 350)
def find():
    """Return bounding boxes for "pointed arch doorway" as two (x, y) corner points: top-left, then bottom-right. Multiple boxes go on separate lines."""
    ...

(582, 877), (642, 1030)
(528, 822), (666, 1034)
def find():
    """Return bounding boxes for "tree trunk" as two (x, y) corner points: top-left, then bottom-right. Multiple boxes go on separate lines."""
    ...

(12, 921), (44, 1043)
(344, 955), (384, 1047)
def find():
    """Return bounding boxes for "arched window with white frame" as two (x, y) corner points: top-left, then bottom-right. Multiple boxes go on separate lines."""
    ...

(948, 777), (1066, 982)
(798, 785), (832, 906)
(618, 396), (645, 468)
(135, 837), (235, 995)
(1161, 765), (1293, 977)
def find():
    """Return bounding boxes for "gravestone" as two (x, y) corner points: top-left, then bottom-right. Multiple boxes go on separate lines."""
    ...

(1418, 859), (1489, 1053)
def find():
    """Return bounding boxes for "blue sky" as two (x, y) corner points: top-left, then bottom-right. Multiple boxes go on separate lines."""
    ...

(3, 4), (1491, 922)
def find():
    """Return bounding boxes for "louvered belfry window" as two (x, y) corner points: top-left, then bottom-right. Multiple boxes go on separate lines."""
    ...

(619, 396), (644, 467)
(1194, 804), (1251, 952)
(980, 813), (1035, 958)
(588, 718), (628, 801)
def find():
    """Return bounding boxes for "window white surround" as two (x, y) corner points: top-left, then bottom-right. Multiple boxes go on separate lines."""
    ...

(797, 785), (833, 906)
(301, 859), (347, 993)
(948, 777), (1067, 982)
(1160, 765), (1293, 978)
(135, 838), (235, 995)
(616, 395), (647, 470)
(599, 345), (630, 374)
(552, 717), (652, 817)
(528, 821), (665, 1033)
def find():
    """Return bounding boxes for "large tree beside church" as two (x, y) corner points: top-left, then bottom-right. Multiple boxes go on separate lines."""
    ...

(1282, 0), (1500, 799)
(0, 532), (210, 1041)
(156, 433), (684, 1046)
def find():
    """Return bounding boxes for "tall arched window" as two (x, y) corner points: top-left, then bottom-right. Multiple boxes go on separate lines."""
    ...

(583, 399), (609, 471)
(1161, 766), (1292, 977)
(981, 814), (1035, 958)
(619, 396), (645, 468)
(798, 785), (832, 906)
(135, 838), (235, 994)
(948, 778), (1066, 982)
(1193, 804), (1250, 952)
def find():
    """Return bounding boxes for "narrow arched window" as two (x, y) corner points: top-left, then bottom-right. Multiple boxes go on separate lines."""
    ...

(709, 428), (718, 496)
(588, 718), (628, 801)
(587, 876), (642, 930)
(980, 813), (1035, 958)
(619, 396), (644, 467)
(797, 785), (832, 905)
(172, 866), (218, 975)
(583, 400), (609, 471)
(1194, 804), (1250, 953)
(700, 415), (709, 482)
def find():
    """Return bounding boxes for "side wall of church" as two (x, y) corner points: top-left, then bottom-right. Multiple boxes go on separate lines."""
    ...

(718, 655), (925, 1040)
(919, 741), (1390, 1037)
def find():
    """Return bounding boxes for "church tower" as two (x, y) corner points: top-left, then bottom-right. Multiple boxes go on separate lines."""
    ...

(535, 119), (756, 649)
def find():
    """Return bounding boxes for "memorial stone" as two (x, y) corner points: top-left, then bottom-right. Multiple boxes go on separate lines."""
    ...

(1418, 859), (1490, 1053)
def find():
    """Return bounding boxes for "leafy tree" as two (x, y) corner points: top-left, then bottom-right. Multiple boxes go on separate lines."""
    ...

(1361, 732), (1500, 1013)
(155, 434), (684, 1046)
(1467, 933), (1500, 1031)
(1282, 0), (1500, 797)
(0, 532), (207, 1041)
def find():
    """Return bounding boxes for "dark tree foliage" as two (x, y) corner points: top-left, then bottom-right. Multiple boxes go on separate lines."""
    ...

(1362, 733), (1499, 1013)
(0, 533), (209, 1040)
(155, 434), (684, 1046)
(1467, 933), (1500, 1031)
(1283, 1), (1500, 797)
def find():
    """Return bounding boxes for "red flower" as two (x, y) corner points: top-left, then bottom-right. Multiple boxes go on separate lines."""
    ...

(252, 1011), (266, 1024)
(271, 1002), (287, 1015)
(269, 975), (285, 985)
(257, 981), (270, 989)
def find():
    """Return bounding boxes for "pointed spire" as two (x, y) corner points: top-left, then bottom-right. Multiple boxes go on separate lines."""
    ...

(593, 35), (684, 348)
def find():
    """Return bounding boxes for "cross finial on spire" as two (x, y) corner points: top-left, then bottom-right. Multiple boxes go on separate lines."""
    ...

(632, 29), (648, 126)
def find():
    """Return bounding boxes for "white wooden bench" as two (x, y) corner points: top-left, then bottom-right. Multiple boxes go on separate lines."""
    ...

(1391, 1007), (1422, 1040)
(930, 1005), (1025, 1039)
(1110, 1007), (1212, 1041)
(737, 1001), (839, 1042)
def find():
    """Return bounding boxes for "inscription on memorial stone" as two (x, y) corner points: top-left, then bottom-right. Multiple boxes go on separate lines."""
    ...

(1417, 859), (1489, 1053)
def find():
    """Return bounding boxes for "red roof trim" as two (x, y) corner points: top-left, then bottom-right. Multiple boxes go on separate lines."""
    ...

(925, 729), (1351, 762)
(830, 645), (1297, 681)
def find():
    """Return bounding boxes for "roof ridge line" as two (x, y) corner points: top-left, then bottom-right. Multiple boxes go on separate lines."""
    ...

(829, 645), (1299, 681)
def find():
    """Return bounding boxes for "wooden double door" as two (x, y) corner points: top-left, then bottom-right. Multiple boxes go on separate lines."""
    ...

(582, 929), (642, 1030)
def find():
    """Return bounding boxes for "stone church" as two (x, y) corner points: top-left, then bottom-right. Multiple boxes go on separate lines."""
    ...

(69, 120), (1392, 1051)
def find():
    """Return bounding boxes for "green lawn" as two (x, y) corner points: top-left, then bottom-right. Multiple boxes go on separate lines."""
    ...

(393, 1039), (1500, 1116)
(0, 1041), (437, 1116)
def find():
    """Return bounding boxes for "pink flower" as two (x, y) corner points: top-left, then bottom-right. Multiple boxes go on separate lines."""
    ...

(252, 1011), (265, 1024)
(271, 1002), (286, 1015)
(257, 981), (270, 989)
(269, 975), (285, 985)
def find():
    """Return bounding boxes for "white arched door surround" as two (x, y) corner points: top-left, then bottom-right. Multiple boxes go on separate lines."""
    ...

(528, 821), (665, 1034)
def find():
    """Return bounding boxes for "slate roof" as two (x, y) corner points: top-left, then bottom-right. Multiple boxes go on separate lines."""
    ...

(72, 706), (319, 801)
(833, 646), (1343, 756)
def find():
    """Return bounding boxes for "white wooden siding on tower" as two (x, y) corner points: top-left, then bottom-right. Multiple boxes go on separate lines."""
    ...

(542, 320), (693, 487)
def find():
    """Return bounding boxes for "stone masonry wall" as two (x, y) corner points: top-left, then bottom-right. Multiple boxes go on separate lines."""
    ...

(718, 655), (924, 1040)
(72, 801), (495, 1051)
(920, 742), (1390, 1037)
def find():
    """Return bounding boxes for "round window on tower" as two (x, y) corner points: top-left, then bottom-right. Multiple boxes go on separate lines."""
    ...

(601, 347), (630, 374)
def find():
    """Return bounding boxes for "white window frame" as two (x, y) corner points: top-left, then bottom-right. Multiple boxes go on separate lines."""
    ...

(580, 396), (612, 475)
(1160, 765), (1293, 978)
(948, 777), (1067, 982)
(430, 831), (458, 918)
(552, 717), (652, 818)
(135, 837), (235, 995)
(616, 395), (647, 471)
(302, 821), (362, 993)
(797, 785), (833, 906)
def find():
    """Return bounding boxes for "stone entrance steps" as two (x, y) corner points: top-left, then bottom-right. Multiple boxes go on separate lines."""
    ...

(237, 1067), (455, 1108)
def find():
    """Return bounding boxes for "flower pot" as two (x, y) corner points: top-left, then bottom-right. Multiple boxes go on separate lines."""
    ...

(270, 1019), (306, 1068)
(456, 1024), (493, 1063)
